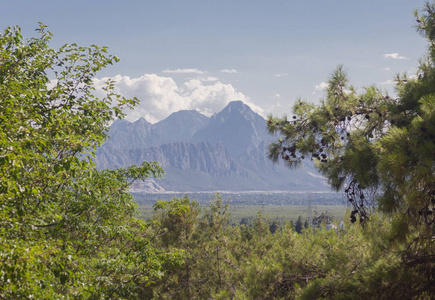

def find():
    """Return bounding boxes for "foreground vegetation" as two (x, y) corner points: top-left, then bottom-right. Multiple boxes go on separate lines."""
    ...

(142, 195), (417, 298)
(0, 24), (178, 298)
(1, 2), (435, 298)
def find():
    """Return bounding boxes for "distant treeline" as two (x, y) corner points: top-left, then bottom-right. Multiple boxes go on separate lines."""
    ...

(132, 191), (346, 206)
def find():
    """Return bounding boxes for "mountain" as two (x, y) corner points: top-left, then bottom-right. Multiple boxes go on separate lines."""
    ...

(152, 110), (209, 145)
(95, 101), (329, 192)
(105, 117), (152, 150)
(192, 101), (268, 156)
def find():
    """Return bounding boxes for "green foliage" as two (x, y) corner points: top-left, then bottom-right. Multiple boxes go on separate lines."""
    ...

(266, 1), (435, 298)
(4, 2), (435, 298)
(267, 65), (387, 223)
(146, 196), (383, 299)
(268, 3), (435, 233)
(140, 3), (435, 298)
(149, 194), (246, 299)
(143, 196), (427, 299)
(0, 24), (174, 298)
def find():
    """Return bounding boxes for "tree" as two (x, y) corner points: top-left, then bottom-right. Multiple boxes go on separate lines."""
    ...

(312, 212), (333, 228)
(149, 196), (201, 298)
(269, 220), (279, 234)
(268, 4), (435, 229)
(0, 24), (176, 298)
(149, 194), (244, 299)
(295, 216), (303, 234)
(267, 1), (435, 297)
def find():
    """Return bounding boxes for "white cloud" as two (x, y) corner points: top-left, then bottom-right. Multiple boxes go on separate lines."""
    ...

(220, 69), (238, 74)
(93, 74), (264, 123)
(384, 67), (390, 71)
(274, 73), (288, 77)
(162, 68), (205, 74)
(275, 94), (281, 98)
(383, 53), (409, 60)
(315, 81), (329, 91)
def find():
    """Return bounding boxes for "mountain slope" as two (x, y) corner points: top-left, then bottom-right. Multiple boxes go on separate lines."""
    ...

(192, 101), (268, 156)
(151, 110), (209, 145)
(105, 117), (153, 150)
(95, 101), (330, 192)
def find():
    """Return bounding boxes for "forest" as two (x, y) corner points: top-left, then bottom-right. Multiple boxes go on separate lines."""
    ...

(1, 2), (435, 299)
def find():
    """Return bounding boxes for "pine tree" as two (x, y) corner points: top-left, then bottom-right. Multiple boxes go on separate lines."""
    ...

(267, 1), (435, 297)
(295, 216), (303, 234)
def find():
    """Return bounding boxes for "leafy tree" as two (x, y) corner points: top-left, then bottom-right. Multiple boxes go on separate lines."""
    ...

(267, 1), (435, 297)
(0, 24), (175, 298)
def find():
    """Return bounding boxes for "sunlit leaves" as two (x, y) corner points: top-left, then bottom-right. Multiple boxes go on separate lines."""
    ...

(0, 24), (170, 298)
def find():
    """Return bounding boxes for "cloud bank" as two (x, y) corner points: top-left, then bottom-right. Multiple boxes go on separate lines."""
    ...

(93, 74), (264, 123)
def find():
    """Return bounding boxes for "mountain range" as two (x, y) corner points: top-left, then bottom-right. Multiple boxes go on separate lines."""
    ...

(94, 101), (330, 192)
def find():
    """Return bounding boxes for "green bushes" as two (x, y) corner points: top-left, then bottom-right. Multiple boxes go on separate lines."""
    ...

(146, 195), (393, 299)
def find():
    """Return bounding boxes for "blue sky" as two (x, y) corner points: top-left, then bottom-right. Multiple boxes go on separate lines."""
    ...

(2, 0), (429, 122)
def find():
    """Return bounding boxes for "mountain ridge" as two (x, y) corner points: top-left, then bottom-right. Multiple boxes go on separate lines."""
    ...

(95, 101), (329, 192)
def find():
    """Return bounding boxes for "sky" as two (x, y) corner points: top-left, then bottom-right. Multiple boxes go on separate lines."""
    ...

(1, 0), (429, 123)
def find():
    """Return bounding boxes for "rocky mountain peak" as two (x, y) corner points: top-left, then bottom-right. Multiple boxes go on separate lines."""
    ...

(133, 117), (152, 127)
(212, 101), (258, 123)
(192, 101), (268, 156)
(152, 110), (209, 144)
